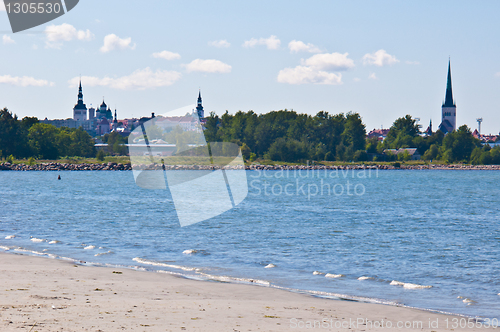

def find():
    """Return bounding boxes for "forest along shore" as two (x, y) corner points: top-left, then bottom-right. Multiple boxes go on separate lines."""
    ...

(2, 162), (500, 171)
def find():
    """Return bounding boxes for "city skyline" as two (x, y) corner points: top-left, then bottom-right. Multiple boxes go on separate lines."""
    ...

(1, 1), (500, 134)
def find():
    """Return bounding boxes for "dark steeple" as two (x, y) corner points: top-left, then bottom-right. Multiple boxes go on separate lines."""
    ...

(443, 59), (455, 107)
(74, 80), (87, 110)
(196, 89), (204, 119)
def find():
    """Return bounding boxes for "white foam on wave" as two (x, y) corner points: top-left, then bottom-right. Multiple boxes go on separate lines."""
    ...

(0, 245), (10, 251)
(14, 248), (48, 256)
(458, 296), (477, 305)
(197, 272), (270, 286)
(5, 235), (15, 239)
(313, 271), (324, 275)
(325, 273), (343, 278)
(84, 245), (95, 250)
(49, 240), (59, 244)
(132, 257), (199, 272)
(265, 263), (276, 268)
(94, 251), (113, 257)
(358, 276), (374, 280)
(390, 280), (432, 289)
(183, 249), (197, 255)
(30, 237), (45, 243)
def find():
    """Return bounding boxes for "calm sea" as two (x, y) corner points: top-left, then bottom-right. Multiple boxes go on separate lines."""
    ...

(0, 170), (499, 320)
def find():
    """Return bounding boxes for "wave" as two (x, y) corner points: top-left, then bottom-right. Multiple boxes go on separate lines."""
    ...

(30, 237), (45, 243)
(49, 240), (60, 244)
(313, 271), (324, 275)
(390, 280), (432, 289)
(264, 263), (276, 268)
(0, 245), (11, 251)
(325, 273), (343, 278)
(95, 251), (114, 257)
(84, 245), (95, 250)
(132, 257), (199, 272)
(197, 272), (270, 286)
(183, 249), (197, 255)
(5, 235), (15, 239)
(358, 276), (374, 280)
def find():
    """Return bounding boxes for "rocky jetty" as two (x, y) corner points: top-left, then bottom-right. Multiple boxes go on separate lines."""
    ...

(1, 162), (500, 171)
(0, 162), (131, 171)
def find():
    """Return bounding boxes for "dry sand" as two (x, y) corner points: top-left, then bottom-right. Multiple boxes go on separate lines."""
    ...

(0, 252), (488, 331)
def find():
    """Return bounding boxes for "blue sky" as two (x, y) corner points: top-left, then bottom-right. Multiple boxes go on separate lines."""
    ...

(1, 0), (500, 134)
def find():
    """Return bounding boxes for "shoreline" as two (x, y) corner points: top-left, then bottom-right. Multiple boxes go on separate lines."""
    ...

(0, 251), (491, 331)
(2, 161), (500, 171)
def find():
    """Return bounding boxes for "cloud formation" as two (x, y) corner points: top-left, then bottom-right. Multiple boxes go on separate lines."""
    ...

(288, 40), (321, 53)
(495, 72), (500, 78)
(277, 66), (342, 85)
(209, 40), (231, 48)
(362, 49), (399, 66)
(277, 52), (354, 85)
(243, 35), (280, 50)
(69, 68), (181, 90)
(183, 59), (232, 73)
(152, 50), (181, 60)
(368, 73), (378, 80)
(301, 53), (355, 71)
(0, 75), (54, 87)
(44, 24), (93, 49)
(3, 35), (15, 45)
(100, 34), (136, 53)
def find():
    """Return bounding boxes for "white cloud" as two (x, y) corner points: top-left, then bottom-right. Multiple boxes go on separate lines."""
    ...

(353, 77), (361, 82)
(45, 23), (94, 49)
(405, 60), (420, 65)
(68, 68), (181, 90)
(363, 49), (399, 66)
(183, 59), (232, 73)
(3, 35), (15, 45)
(243, 35), (280, 50)
(277, 66), (342, 85)
(0, 75), (54, 87)
(209, 40), (231, 48)
(495, 72), (500, 78)
(301, 52), (355, 71)
(100, 34), (136, 53)
(288, 40), (321, 53)
(277, 52), (354, 85)
(368, 73), (378, 80)
(152, 50), (181, 60)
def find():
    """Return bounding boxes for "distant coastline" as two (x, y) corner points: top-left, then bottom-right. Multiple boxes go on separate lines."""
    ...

(2, 162), (500, 171)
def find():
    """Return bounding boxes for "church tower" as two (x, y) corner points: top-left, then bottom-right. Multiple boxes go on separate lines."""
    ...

(438, 60), (456, 133)
(73, 80), (88, 122)
(195, 90), (205, 119)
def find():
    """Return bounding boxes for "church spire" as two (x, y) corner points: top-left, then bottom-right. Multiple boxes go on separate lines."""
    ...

(443, 59), (455, 107)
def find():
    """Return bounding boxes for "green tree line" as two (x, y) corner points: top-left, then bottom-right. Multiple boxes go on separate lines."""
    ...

(204, 110), (367, 162)
(0, 108), (96, 160)
(1, 106), (497, 164)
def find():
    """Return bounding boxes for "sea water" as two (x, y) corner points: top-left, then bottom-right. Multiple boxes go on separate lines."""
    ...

(0, 170), (499, 320)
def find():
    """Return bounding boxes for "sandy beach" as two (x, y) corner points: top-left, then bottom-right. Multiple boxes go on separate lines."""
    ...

(0, 252), (489, 332)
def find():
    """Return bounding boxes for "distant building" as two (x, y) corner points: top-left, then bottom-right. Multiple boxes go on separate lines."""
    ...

(73, 80), (87, 122)
(367, 128), (390, 141)
(438, 60), (456, 134)
(195, 90), (205, 120)
(424, 120), (433, 136)
(383, 148), (421, 160)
